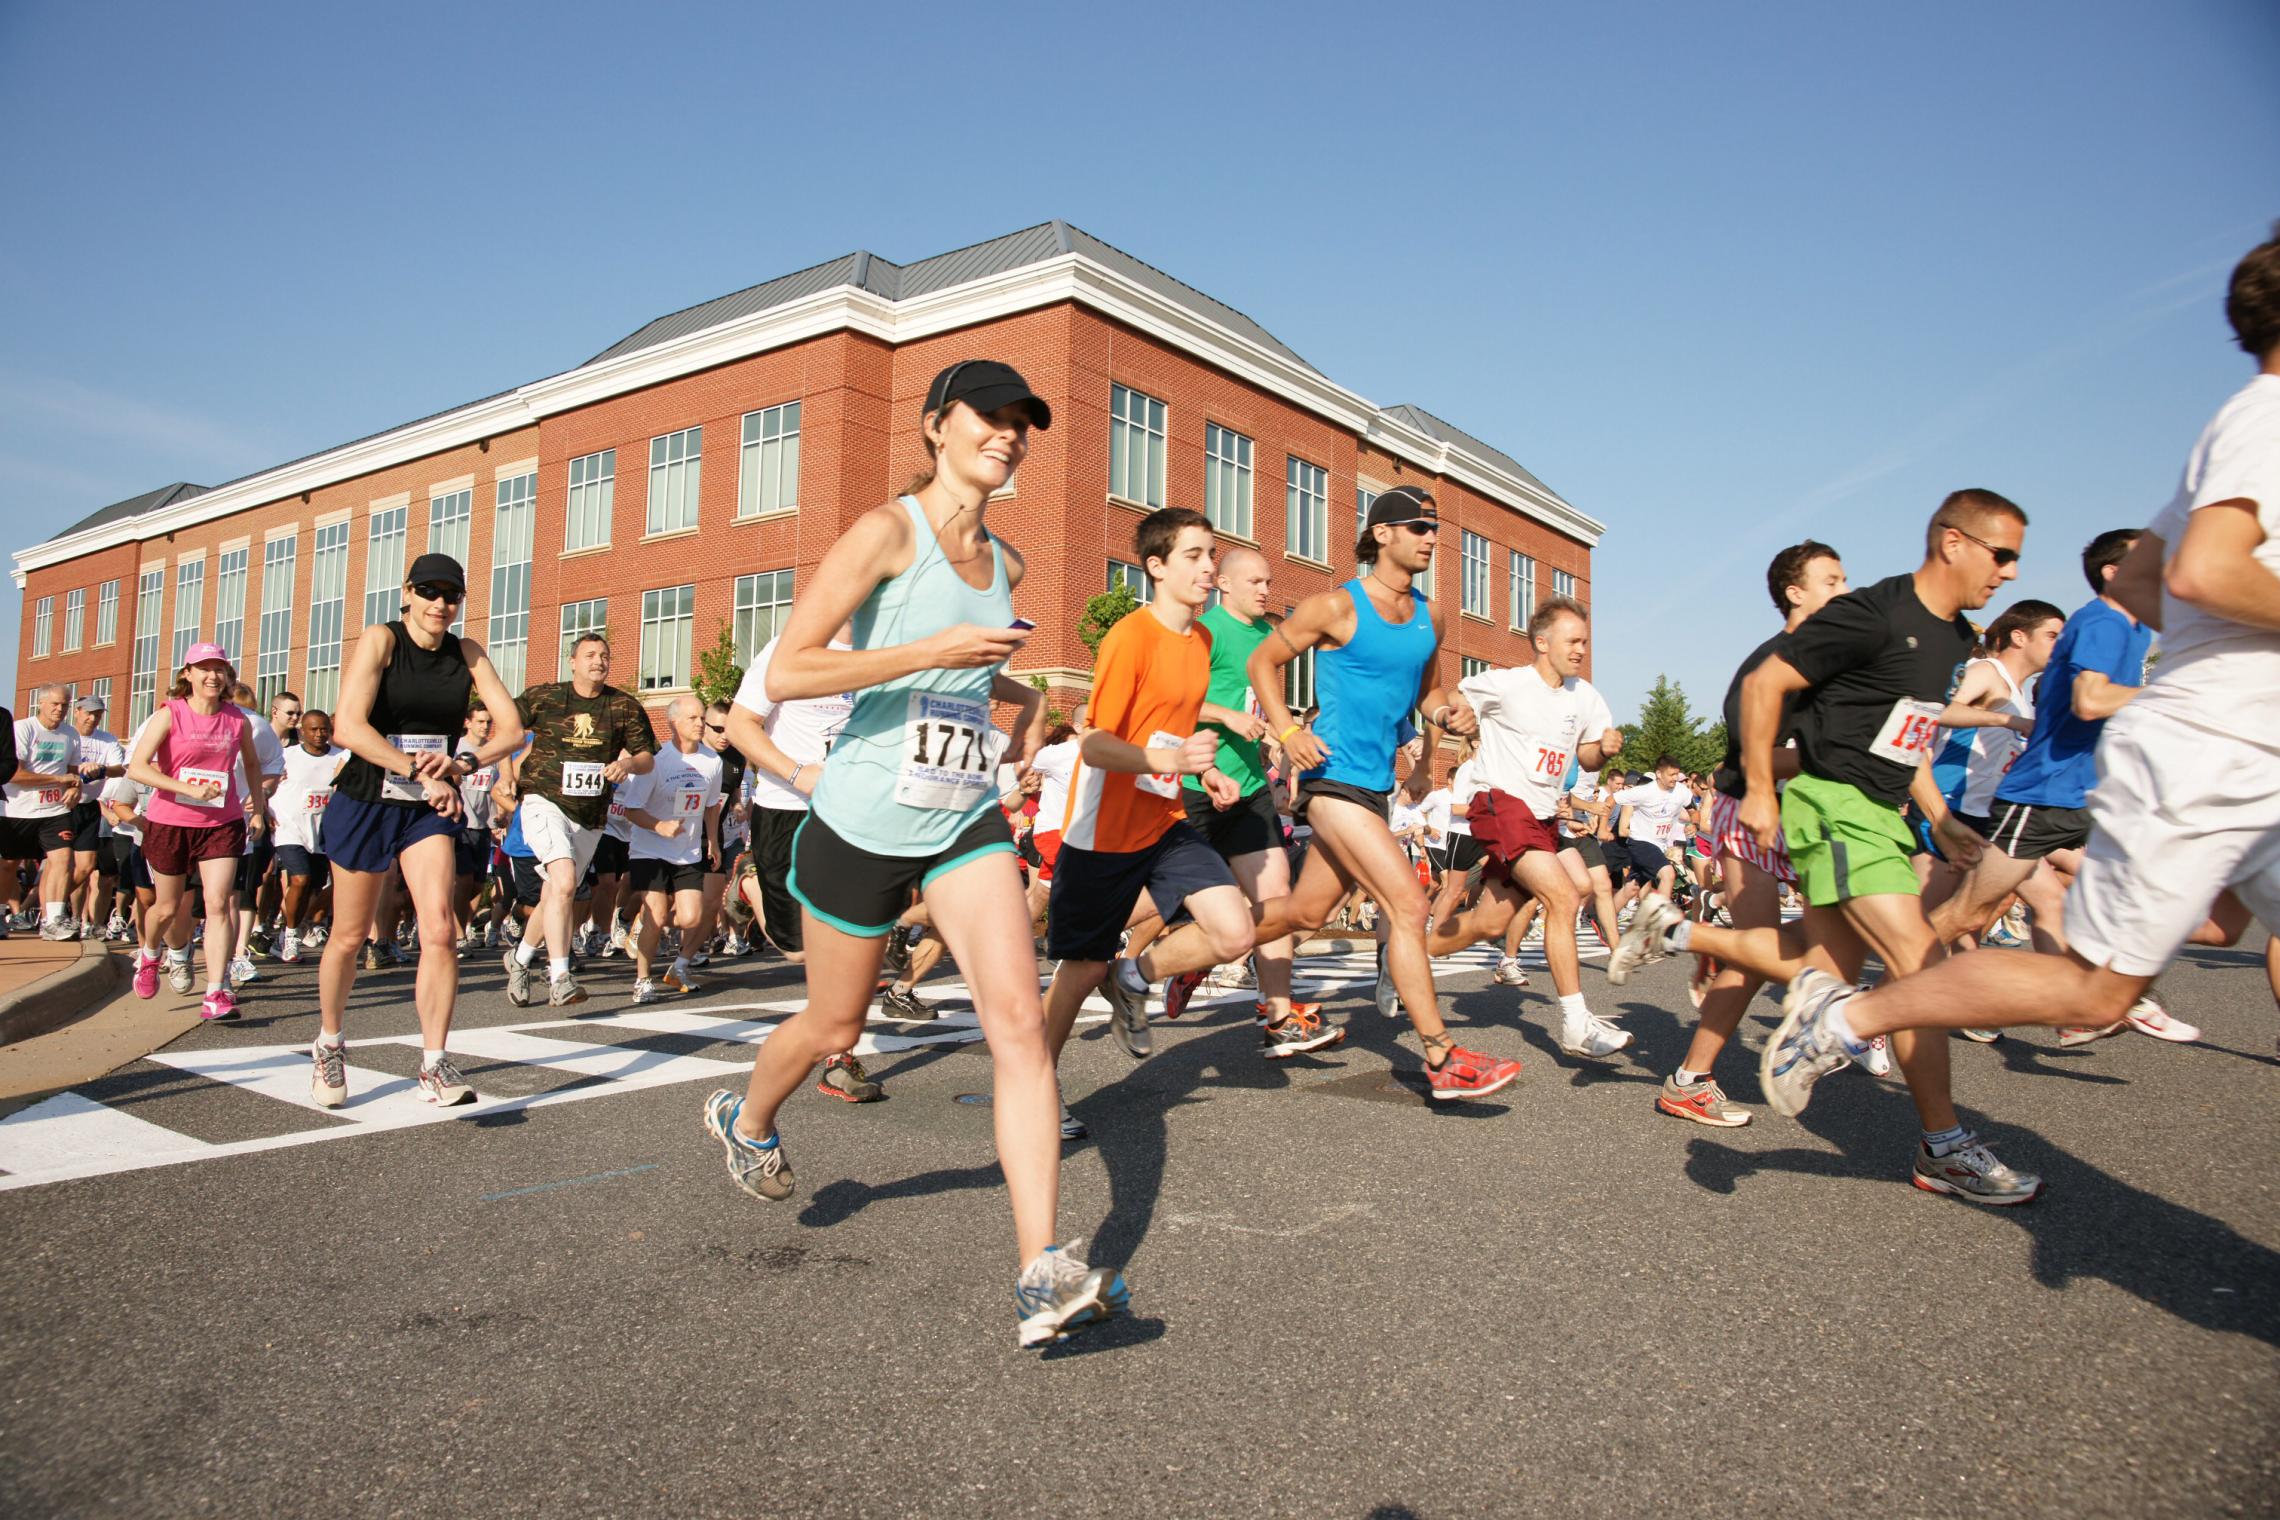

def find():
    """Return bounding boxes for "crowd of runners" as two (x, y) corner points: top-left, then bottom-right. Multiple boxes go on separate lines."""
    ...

(7, 226), (2277, 1350)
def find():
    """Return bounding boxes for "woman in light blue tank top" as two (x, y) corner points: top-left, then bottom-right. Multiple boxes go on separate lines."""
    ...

(705, 360), (1131, 1347)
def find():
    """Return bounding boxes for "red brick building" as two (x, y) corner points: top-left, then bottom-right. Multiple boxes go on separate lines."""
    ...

(12, 222), (1601, 741)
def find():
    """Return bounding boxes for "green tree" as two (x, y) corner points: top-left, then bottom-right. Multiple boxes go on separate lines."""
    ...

(1619, 675), (1723, 775)
(1078, 583), (1142, 656)
(693, 623), (744, 708)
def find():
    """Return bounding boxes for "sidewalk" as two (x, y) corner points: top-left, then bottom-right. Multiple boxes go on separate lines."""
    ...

(0, 939), (200, 1110)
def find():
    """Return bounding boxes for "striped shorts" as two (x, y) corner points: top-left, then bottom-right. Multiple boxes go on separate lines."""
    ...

(1709, 790), (1796, 886)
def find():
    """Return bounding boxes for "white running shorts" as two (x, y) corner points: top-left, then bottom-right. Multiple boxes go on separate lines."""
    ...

(519, 793), (602, 878)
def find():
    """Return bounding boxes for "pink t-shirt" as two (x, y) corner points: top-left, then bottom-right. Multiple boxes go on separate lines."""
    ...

(144, 699), (248, 829)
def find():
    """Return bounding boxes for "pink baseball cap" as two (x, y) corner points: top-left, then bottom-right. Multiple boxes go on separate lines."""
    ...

(183, 642), (231, 667)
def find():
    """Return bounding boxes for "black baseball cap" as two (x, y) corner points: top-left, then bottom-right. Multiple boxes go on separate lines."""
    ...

(925, 360), (1051, 430)
(406, 552), (466, 592)
(1364, 485), (1438, 531)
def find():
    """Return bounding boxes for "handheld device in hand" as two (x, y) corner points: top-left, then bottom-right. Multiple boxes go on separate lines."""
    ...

(1009, 618), (1037, 632)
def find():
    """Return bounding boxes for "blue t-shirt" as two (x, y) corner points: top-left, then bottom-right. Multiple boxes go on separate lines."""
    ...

(1994, 599), (2151, 810)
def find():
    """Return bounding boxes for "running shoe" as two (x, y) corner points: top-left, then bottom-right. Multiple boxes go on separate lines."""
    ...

(249, 925), (275, 957)
(166, 956), (195, 995)
(548, 970), (587, 1006)
(1060, 1103), (1089, 1142)
(360, 941), (384, 972)
(310, 1039), (347, 1108)
(1206, 960), (1256, 989)
(1373, 942), (1399, 1020)
(1913, 1137), (2042, 1206)
(131, 952), (159, 1000)
(1103, 960), (1152, 1058)
(199, 988), (239, 1022)
(38, 916), (78, 942)
(1687, 952), (1719, 1010)
(609, 924), (630, 959)
(1982, 921), (2029, 949)
(1425, 1045), (1522, 1101)
(503, 950), (538, 1007)
(877, 985), (933, 1020)
(882, 928), (913, 984)
(1557, 1009), (1633, 1060)
(632, 977), (659, 1004)
(1254, 1000), (1325, 1023)
(1957, 1027), (2001, 1043)
(1862, 1034), (1892, 1078)
(816, 1054), (883, 1103)
(2125, 995), (2200, 1043)
(1759, 968), (1856, 1119)
(1261, 1011), (1343, 1059)
(1656, 1075), (1750, 1127)
(1492, 957), (1529, 988)
(276, 929), (301, 964)
(416, 1056), (475, 1106)
(1162, 969), (1206, 1021)
(1607, 892), (1682, 985)
(1014, 1237), (1128, 1349)
(2057, 1020), (2125, 1047)
(305, 926), (329, 948)
(78, 919), (100, 941)
(105, 912), (128, 939)
(662, 967), (701, 995)
(229, 955), (259, 986)
(701, 1090), (794, 1201)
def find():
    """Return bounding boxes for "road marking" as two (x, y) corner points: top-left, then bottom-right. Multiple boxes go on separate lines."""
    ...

(0, 1091), (215, 1174)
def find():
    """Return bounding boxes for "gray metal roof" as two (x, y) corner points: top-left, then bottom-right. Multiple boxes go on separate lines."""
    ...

(587, 221), (1321, 375)
(1381, 404), (1562, 503)
(59, 480), (209, 539)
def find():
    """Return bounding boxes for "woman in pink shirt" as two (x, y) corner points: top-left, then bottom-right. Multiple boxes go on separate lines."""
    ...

(125, 644), (273, 1019)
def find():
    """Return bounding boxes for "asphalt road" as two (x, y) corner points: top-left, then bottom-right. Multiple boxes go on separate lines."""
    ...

(2, 927), (2276, 1518)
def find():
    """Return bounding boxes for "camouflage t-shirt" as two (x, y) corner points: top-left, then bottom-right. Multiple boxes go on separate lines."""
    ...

(514, 683), (658, 829)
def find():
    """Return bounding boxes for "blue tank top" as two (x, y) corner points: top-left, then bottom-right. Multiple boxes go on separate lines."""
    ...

(1305, 578), (1437, 793)
(810, 496), (1014, 855)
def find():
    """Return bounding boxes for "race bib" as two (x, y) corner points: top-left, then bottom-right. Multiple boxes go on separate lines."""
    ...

(676, 783), (705, 816)
(381, 734), (448, 802)
(304, 787), (333, 814)
(1869, 699), (1946, 766)
(1135, 731), (1186, 799)
(562, 761), (606, 798)
(38, 787), (67, 807)
(179, 767), (229, 810)
(895, 693), (994, 809)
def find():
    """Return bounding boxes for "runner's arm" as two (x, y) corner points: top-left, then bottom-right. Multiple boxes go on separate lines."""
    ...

(2164, 498), (2280, 633)
(2070, 670), (2140, 721)
(1737, 655), (1811, 801)
(1245, 590), (1348, 747)
(2108, 531), (2167, 630)
(237, 726), (273, 829)
(330, 625), (430, 781)
(125, 708), (191, 797)
(1937, 663), (2031, 733)
(724, 709), (813, 792)
(989, 672), (1048, 768)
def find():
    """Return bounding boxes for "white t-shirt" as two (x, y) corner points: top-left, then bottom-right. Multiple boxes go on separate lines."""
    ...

(616, 743), (723, 866)
(1443, 760), (1481, 837)
(1030, 738), (1082, 838)
(455, 743), (501, 835)
(74, 728), (125, 834)
(99, 775), (149, 843)
(2139, 373), (2280, 747)
(733, 636), (855, 813)
(1457, 667), (1617, 821)
(6, 718), (82, 819)
(1615, 781), (1697, 847)
(1400, 789), (1452, 850)
(272, 745), (348, 852)
(229, 705), (286, 855)
(1563, 780), (1603, 839)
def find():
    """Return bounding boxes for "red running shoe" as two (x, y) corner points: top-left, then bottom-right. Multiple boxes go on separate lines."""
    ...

(1426, 1046), (1522, 1101)
(1163, 969), (1207, 1021)
(1254, 999), (1324, 1023)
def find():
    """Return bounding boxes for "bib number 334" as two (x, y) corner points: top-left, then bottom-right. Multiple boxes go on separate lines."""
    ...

(896, 693), (996, 809)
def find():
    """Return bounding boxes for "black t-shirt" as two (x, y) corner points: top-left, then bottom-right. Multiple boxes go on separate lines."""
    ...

(1773, 573), (1973, 807)
(1714, 633), (1788, 800)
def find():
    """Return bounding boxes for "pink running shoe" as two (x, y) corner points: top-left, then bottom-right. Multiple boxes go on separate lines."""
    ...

(2124, 996), (2199, 1043)
(199, 988), (240, 1022)
(132, 953), (159, 1000)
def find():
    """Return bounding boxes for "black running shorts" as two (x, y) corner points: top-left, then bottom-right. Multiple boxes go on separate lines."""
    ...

(1045, 820), (1237, 963)
(1180, 783), (1281, 860)
(789, 808), (1014, 939)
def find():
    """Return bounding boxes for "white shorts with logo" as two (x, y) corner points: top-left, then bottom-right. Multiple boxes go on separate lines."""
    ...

(519, 794), (601, 879)
(2065, 705), (2280, 978)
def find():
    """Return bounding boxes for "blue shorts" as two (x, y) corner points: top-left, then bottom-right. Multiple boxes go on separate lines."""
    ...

(320, 792), (459, 875)
(275, 844), (331, 889)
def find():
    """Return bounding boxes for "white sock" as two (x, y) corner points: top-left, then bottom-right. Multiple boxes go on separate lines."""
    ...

(549, 957), (571, 981)
(421, 1049), (445, 1070)
(44, 902), (64, 922)
(166, 947), (190, 965)
(206, 980), (223, 995)
(315, 1031), (344, 1049)
(515, 941), (539, 967)
(1675, 1068), (1705, 1086)
(1662, 920), (1693, 953)
(1115, 958), (1149, 994)
(1558, 992), (1590, 1022)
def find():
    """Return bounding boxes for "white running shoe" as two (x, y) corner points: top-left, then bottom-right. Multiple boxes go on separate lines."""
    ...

(2124, 995), (2200, 1043)
(1607, 893), (1683, 985)
(1558, 1009), (1633, 1059)
(1861, 1034), (1892, 1078)
(229, 955), (259, 986)
(1492, 957), (1529, 988)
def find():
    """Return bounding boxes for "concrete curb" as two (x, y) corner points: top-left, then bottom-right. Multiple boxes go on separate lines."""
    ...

(0, 940), (121, 1047)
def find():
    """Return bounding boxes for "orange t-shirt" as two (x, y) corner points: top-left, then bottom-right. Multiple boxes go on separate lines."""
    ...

(1062, 609), (1213, 853)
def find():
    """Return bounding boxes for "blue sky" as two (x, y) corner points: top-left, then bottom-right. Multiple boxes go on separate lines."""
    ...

(3, 0), (2274, 723)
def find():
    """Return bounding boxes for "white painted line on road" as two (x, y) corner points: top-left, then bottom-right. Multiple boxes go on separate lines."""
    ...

(438, 1028), (750, 1088)
(0, 1091), (215, 1174)
(149, 1047), (434, 1127)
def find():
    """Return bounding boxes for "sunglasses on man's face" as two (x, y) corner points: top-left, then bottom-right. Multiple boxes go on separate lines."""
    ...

(1952, 529), (2020, 568)
(1393, 520), (1439, 536)
(412, 582), (465, 605)
(704, 724), (726, 736)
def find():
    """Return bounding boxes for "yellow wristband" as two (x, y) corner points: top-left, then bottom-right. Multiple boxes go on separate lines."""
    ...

(1278, 724), (1303, 743)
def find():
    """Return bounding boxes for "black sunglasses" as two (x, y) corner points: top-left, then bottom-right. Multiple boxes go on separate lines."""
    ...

(1952, 529), (2019, 568)
(704, 723), (726, 735)
(411, 582), (465, 605)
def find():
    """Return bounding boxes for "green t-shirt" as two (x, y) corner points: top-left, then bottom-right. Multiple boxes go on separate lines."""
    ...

(513, 682), (659, 829)
(1184, 602), (1272, 797)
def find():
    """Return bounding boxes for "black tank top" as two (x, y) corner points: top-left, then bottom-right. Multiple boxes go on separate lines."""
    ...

(338, 622), (475, 805)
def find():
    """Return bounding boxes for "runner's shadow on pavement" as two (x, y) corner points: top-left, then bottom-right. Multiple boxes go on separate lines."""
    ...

(1988, 1038), (2129, 1085)
(1037, 1312), (1168, 1359)
(1683, 1086), (2280, 1347)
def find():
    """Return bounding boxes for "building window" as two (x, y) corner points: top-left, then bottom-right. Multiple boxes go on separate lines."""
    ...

(429, 488), (473, 635)
(566, 449), (615, 552)
(1356, 486), (1378, 566)
(739, 402), (800, 518)
(732, 570), (794, 665)
(559, 598), (609, 671)
(1461, 531), (1491, 617)
(363, 505), (407, 631)
(171, 559), (205, 669)
(212, 547), (249, 663)
(1107, 558), (1149, 597)
(1286, 456), (1329, 564)
(90, 677), (110, 711)
(129, 567), (164, 726)
(95, 580), (119, 646)
(1108, 384), (1167, 508)
(1510, 552), (1536, 630)
(489, 472), (536, 694)
(61, 590), (83, 653)
(647, 426), (702, 535)
(306, 521), (350, 711)
(32, 597), (51, 658)
(1282, 604), (1316, 712)
(1553, 569), (1577, 603)
(1460, 656), (1491, 679)
(1203, 423), (1254, 539)
(639, 585), (696, 691)
(257, 536), (297, 706)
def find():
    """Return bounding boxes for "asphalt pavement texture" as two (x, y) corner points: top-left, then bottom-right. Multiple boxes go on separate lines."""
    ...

(3, 928), (2276, 1518)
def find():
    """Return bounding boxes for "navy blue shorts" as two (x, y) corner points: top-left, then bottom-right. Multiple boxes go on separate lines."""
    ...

(1046, 821), (1238, 963)
(320, 793), (458, 875)
(275, 845), (331, 890)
